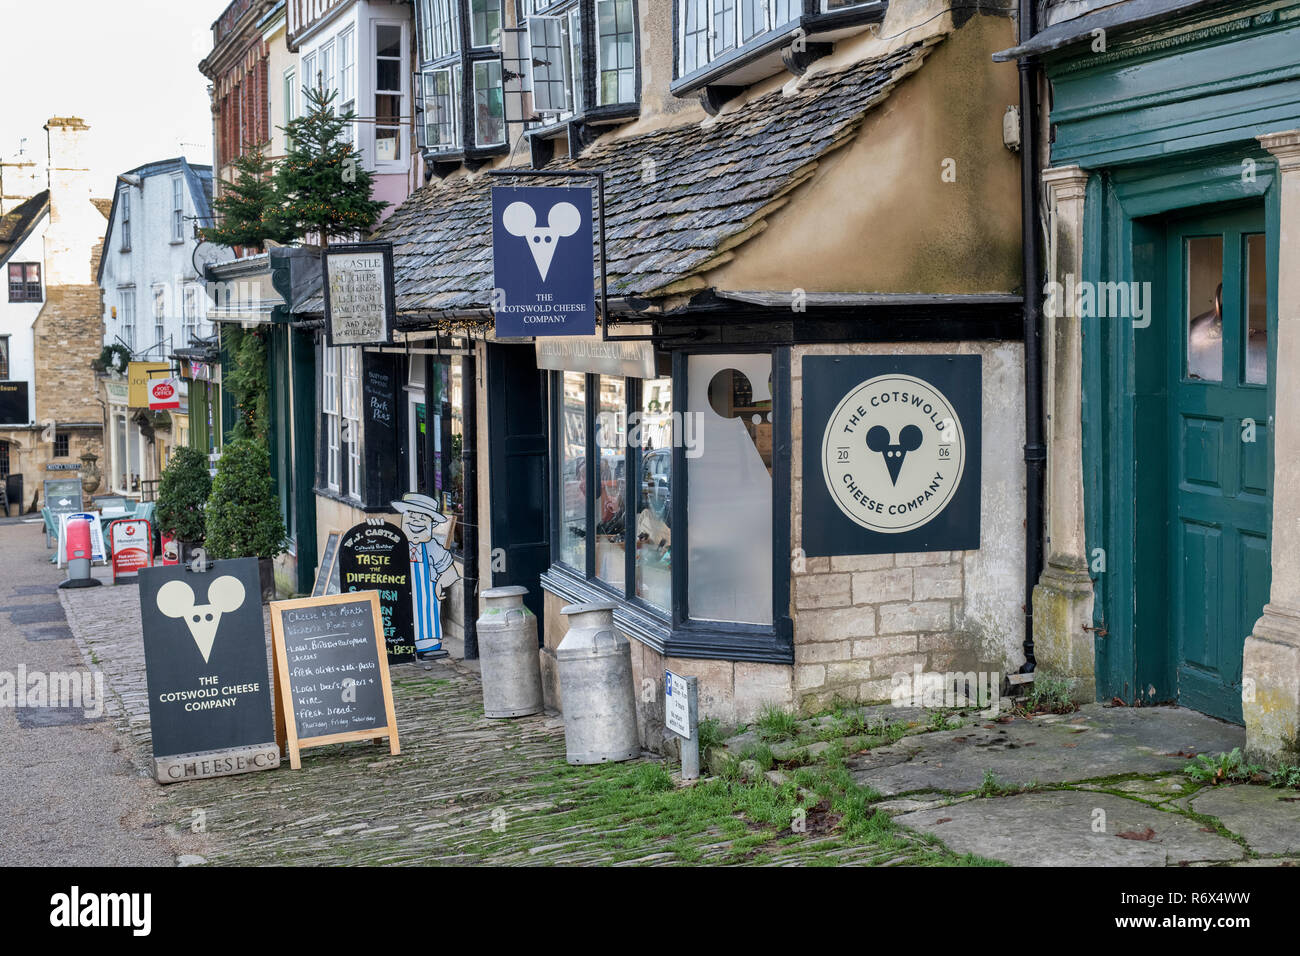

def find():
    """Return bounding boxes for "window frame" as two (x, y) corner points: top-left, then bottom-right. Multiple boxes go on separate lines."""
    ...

(118, 291), (136, 352)
(373, 20), (407, 166)
(594, 0), (637, 107)
(7, 262), (42, 303)
(119, 189), (131, 252)
(0, 335), (9, 378)
(543, 346), (793, 664)
(171, 176), (185, 242)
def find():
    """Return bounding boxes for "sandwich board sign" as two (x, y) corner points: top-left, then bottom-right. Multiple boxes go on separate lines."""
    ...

(338, 520), (415, 664)
(269, 591), (399, 770)
(109, 518), (153, 582)
(491, 184), (596, 338)
(44, 478), (82, 517)
(138, 559), (279, 783)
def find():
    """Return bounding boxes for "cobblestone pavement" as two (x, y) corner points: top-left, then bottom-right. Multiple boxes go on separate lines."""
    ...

(0, 518), (174, 866)
(59, 569), (961, 866)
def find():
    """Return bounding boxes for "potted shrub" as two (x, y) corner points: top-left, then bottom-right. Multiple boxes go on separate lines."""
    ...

(203, 438), (286, 602)
(154, 446), (211, 563)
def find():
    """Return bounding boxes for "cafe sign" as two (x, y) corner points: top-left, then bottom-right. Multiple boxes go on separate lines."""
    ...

(323, 241), (395, 347)
(801, 355), (981, 557)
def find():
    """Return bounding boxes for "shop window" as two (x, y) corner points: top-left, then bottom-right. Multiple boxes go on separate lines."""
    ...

(54, 433), (69, 458)
(559, 370), (587, 570)
(687, 354), (773, 625)
(596, 376), (627, 588)
(7, 263), (40, 303)
(341, 346), (362, 497)
(0, 336), (9, 378)
(322, 345), (341, 492)
(635, 376), (673, 611)
(0, 440), (8, 478)
(417, 356), (465, 552)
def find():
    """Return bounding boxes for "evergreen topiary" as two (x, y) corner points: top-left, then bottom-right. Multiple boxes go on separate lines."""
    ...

(155, 445), (212, 544)
(204, 438), (287, 560)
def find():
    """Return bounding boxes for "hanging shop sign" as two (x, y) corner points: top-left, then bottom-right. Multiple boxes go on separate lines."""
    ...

(338, 520), (416, 664)
(109, 518), (153, 582)
(138, 559), (279, 783)
(269, 591), (400, 770)
(535, 332), (656, 378)
(147, 377), (181, 411)
(128, 362), (171, 407)
(801, 355), (982, 557)
(492, 184), (596, 338)
(323, 241), (395, 347)
(0, 380), (29, 423)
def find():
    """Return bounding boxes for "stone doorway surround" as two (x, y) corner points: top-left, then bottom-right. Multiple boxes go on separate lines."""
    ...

(1244, 129), (1300, 763)
(1032, 163), (1096, 702)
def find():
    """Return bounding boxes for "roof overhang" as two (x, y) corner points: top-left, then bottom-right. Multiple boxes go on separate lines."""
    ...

(992, 0), (1229, 60)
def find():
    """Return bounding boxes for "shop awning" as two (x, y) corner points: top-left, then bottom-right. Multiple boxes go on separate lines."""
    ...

(295, 38), (939, 320)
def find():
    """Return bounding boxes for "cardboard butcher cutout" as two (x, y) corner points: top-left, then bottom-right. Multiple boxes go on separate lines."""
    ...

(392, 494), (459, 658)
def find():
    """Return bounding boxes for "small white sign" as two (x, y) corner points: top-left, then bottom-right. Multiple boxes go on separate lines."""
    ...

(665, 670), (691, 739)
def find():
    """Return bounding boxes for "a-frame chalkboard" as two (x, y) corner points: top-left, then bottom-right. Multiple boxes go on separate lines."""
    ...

(269, 591), (400, 770)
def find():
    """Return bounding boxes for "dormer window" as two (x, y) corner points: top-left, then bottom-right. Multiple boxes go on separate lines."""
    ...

(673, 0), (882, 97)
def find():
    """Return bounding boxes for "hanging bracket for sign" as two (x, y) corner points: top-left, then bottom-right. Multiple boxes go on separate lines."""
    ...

(486, 168), (654, 343)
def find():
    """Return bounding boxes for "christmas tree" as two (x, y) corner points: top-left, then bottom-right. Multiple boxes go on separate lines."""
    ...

(200, 151), (296, 251)
(275, 86), (388, 248)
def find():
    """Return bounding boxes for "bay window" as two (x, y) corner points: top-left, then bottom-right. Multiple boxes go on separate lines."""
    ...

(677, 0), (808, 77)
(549, 351), (786, 649)
(471, 0), (503, 47)
(420, 0), (461, 60)
(595, 0), (635, 106)
(339, 27), (356, 141)
(422, 67), (461, 148)
(474, 59), (506, 146)
(528, 15), (576, 115)
(374, 23), (405, 162)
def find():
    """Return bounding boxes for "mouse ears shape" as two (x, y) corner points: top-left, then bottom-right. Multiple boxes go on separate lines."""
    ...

(157, 575), (246, 617)
(502, 200), (582, 238)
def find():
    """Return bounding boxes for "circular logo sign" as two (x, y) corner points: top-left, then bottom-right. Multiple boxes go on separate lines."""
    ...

(820, 374), (966, 533)
(152, 382), (174, 399)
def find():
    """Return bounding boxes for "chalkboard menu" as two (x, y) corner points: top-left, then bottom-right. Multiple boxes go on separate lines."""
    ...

(139, 559), (279, 782)
(269, 591), (399, 770)
(311, 529), (342, 597)
(43, 478), (83, 516)
(338, 520), (415, 664)
(361, 351), (400, 507)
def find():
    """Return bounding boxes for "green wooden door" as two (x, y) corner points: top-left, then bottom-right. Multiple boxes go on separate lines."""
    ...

(1165, 207), (1270, 722)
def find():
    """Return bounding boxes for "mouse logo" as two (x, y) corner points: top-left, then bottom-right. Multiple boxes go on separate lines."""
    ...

(866, 424), (923, 485)
(156, 576), (246, 663)
(502, 200), (582, 281)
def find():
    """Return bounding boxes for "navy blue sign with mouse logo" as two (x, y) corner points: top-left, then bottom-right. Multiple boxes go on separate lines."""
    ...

(491, 185), (596, 338)
(802, 355), (981, 557)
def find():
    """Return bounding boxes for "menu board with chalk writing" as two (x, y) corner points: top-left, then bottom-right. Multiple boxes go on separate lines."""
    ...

(269, 591), (400, 770)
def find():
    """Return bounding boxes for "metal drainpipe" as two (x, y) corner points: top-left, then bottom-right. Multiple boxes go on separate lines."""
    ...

(461, 350), (480, 660)
(1019, 0), (1044, 673)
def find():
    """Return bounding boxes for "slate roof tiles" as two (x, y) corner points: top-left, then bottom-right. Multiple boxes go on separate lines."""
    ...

(297, 39), (937, 317)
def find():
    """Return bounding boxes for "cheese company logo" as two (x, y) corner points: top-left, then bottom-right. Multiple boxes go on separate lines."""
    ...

(820, 374), (966, 533)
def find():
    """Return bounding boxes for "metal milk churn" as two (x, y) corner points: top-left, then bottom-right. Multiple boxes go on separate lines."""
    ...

(477, 585), (544, 718)
(557, 601), (640, 764)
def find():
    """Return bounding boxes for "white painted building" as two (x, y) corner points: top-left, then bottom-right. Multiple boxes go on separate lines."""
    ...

(97, 158), (228, 495)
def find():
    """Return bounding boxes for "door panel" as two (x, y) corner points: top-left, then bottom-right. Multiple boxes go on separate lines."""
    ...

(1166, 207), (1270, 723)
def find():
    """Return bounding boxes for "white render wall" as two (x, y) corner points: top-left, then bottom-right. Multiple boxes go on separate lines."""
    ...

(99, 164), (218, 360)
(0, 211), (49, 423)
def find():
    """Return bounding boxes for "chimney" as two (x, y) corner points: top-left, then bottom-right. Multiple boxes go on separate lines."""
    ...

(0, 155), (43, 215)
(43, 116), (100, 285)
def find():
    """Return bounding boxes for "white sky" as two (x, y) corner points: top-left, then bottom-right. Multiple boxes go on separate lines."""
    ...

(0, 0), (232, 197)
